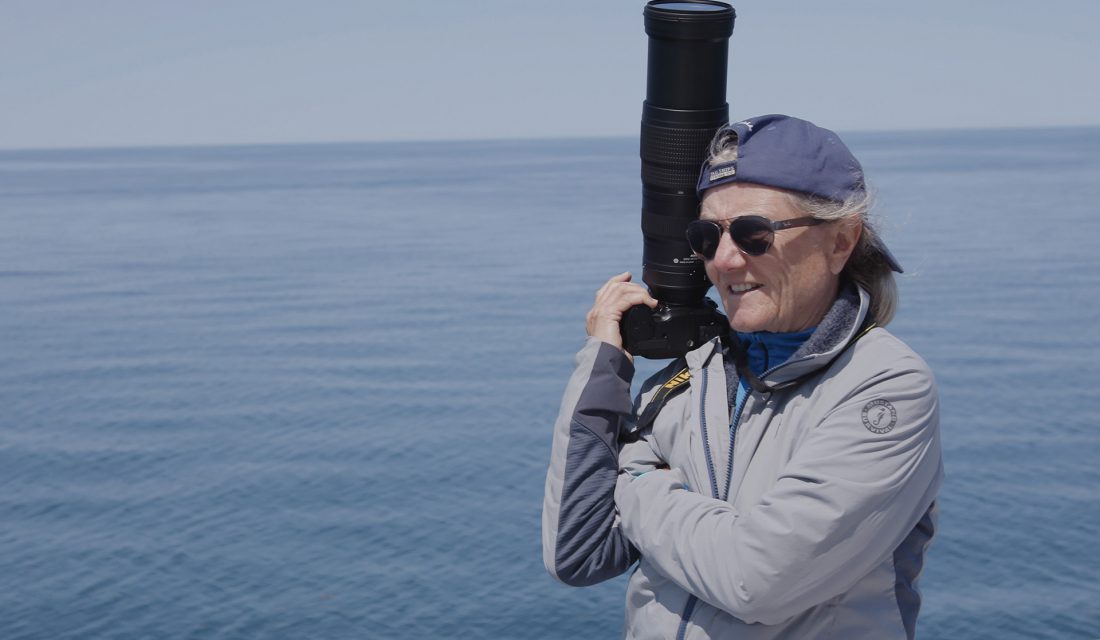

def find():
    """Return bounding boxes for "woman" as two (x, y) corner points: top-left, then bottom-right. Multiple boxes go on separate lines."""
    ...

(543, 114), (943, 639)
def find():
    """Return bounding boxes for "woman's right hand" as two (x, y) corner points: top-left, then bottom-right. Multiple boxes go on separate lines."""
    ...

(586, 272), (659, 355)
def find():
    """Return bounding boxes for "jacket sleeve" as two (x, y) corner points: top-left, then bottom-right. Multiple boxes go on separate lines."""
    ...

(614, 352), (943, 624)
(542, 337), (667, 586)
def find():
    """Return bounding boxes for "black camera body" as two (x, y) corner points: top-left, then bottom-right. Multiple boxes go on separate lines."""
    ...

(621, 299), (726, 361)
(621, 1), (735, 360)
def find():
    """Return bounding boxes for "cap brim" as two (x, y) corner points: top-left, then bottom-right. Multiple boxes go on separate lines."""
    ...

(879, 243), (904, 274)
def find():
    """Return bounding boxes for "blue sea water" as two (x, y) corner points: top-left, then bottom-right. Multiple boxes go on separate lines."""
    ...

(1, 128), (1098, 639)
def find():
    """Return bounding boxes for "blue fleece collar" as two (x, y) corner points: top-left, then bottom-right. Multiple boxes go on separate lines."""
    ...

(734, 327), (817, 378)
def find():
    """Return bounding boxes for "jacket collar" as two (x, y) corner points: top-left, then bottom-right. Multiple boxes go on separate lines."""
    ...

(771, 283), (868, 384)
(685, 283), (870, 385)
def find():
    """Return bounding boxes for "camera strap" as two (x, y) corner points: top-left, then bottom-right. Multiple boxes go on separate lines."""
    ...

(624, 362), (691, 441)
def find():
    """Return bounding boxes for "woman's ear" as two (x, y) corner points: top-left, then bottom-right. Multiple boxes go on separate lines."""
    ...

(828, 220), (862, 275)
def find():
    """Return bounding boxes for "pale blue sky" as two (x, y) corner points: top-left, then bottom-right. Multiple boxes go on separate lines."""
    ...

(2, 0), (1098, 150)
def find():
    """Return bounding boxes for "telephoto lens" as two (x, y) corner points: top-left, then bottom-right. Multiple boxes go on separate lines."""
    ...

(622, 0), (735, 359)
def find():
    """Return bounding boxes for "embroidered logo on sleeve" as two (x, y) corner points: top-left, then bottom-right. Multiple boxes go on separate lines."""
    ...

(861, 399), (898, 434)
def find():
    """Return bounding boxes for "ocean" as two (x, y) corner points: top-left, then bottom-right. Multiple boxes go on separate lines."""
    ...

(1, 128), (1098, 639)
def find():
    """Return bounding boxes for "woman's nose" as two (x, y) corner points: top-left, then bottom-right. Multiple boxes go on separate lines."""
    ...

(709, 230), (748, 271)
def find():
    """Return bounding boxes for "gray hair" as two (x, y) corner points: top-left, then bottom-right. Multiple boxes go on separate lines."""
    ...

(703, 131), (898, 325)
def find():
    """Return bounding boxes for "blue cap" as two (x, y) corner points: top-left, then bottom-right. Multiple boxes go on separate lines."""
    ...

(697, 114), (903, 273)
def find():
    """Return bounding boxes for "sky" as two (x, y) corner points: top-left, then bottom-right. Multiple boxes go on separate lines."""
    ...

(2, 0), (1098, 150)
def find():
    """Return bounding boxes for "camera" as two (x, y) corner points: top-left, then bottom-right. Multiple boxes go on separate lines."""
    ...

(621, 1), (735, 360)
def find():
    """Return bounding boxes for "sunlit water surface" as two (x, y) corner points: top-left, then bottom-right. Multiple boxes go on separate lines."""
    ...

(1, 129), (1098, 638)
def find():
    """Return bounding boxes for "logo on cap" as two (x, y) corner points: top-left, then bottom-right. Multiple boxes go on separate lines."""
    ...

(708, 165), (737, 182)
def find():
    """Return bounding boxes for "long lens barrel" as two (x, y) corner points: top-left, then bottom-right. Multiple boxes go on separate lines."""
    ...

(640, 1), (734, 305)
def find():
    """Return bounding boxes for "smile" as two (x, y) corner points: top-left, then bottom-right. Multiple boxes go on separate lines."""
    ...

(728, 283), (762, 294)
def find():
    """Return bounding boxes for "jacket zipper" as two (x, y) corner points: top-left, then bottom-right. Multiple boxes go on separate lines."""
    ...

(679, 363), (748, 638)
(675, 596), (699, 640)
(722, 391), (747, 501)
(698, 366), (721, 499)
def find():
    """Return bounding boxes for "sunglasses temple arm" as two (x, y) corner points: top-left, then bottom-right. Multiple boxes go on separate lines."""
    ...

(773, 217), (825, 231)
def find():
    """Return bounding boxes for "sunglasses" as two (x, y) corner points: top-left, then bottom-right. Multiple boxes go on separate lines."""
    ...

(685, 215), (825, 259)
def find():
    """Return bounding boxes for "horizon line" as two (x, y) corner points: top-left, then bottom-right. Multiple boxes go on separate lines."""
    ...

(3, 122), (1099, 155)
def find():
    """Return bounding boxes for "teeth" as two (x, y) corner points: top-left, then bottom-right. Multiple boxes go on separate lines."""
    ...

(729, 283), (758, 293)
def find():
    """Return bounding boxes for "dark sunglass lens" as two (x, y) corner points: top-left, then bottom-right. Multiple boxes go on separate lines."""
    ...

(729, 217), (774, 256)
(686, 220), (720, 259)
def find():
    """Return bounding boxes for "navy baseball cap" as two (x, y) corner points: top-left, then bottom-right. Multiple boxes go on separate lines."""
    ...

(697, 114), (903, 273)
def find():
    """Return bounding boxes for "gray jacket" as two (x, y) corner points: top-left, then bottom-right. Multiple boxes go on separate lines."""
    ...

(542, 287), (943, 639)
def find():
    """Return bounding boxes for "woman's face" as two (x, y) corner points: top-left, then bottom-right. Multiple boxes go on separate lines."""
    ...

(699, 183), (857, 333)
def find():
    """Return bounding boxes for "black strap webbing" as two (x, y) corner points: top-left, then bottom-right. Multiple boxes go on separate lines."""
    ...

(635, 365), (691, 432)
